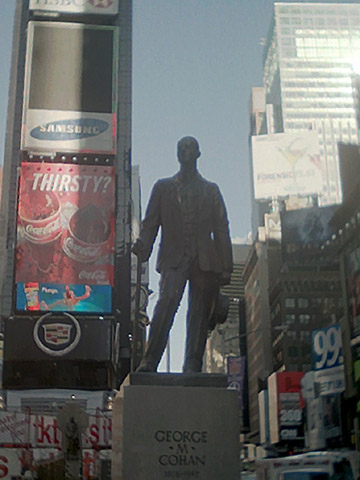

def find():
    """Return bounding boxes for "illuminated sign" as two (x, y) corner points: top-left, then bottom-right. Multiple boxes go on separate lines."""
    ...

(30, 118), (109, 141)
(22, 22), (117, 153)
(17, 282), (112, 313)
(29, 0), (119, 16)
(15, 162), (115, 313)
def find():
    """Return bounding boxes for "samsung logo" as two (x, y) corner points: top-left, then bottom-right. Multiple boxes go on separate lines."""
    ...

(30, 118), (109, 141)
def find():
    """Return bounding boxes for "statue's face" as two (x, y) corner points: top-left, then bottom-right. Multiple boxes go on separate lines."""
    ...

(177, 137), (200, 165)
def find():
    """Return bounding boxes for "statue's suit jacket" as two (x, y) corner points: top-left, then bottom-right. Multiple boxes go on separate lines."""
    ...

(138, 172), (233, 276)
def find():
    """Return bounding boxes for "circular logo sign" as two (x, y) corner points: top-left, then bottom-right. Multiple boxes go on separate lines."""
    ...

(33, 313), (81, 357)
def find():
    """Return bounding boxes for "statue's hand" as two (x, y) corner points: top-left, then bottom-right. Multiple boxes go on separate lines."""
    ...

(132, 239), (147, 262)
(219, 272), (231, 286)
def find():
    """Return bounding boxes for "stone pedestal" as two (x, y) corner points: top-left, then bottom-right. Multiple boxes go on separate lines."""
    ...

(112, 373), (240, 480)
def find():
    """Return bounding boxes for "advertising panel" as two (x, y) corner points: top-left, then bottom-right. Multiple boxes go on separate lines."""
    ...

(0, 411), (111, 449)
(30, 0), (119, 16)
(344, 246), (360, 358)
(227, 356), (246, 409)
(251, 131), (322, 200)
(312, 325), (345, 396)
(0, 449), (22, 479)
(338, 143), (360, 204)
(4, 316), (114, 361)
(281, 205), (336, 258)
(22, 22), (117, 153)
(268, 372), (304, 444)
(16, 282), (111, 313)
(15, 162), (115, 313)
(277, 372), (304, 442)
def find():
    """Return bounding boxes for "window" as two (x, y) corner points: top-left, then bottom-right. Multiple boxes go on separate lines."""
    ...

(288, 346), (298, 357)
(286, 314), (296, 324)
(285, 298), (296, 308)
(280, 17), (290, 25)
(301, 345), (309, 356)
(298, 298), (309, 308)
(300, 314), (311, 325)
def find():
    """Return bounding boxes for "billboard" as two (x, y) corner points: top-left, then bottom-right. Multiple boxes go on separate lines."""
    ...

(22, 22), (117, 153)
(16, 282), (111, 313)
(15, 162), (115, 313)
(227, 356), (246, 409)
(30, 0), (119, 16)
(251, 131), (322, 200)
(268, 371), (304, 444)
(4, 316), (114, 361)
(338, 143), (360, 204)
(281, 205), (336, 257)
(344, 246), (360, 358)
(312, 325), (345, 396)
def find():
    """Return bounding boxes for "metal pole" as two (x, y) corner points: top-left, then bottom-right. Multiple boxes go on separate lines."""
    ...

(131, 256), (142, 372)
(166, 338), (171, 373)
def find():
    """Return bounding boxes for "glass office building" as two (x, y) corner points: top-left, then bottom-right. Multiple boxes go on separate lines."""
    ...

(263, 2), (360, 205)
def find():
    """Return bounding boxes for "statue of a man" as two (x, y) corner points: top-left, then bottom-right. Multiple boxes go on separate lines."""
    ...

(64, 416), (80, 459)
(132, 136), (233, 373)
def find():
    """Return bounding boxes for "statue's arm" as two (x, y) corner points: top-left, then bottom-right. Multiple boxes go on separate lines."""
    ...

(213, 185), (233, 284)
(132, 181), (162, 262)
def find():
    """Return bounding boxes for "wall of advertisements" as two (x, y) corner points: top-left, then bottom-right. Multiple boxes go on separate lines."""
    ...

(1, 0), (132, 387)
(15, 162), (115, 313)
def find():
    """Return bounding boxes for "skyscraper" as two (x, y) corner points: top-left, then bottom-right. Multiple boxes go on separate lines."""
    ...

(263, 2), (360, 205)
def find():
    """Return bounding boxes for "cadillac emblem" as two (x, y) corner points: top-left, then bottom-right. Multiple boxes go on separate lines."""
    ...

(34, 313), (81, 356)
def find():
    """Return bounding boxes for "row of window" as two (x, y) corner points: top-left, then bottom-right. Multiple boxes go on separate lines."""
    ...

(282, 80), (351, 88)
(280, 26), (360, 37)
(279, 16), (360, 29)
(282, 90), (352, 98)
(296, 47), (359, 59)
(273, 351), (312, 372)
(295, 37), (360, 48)
(288, 344), (311, 357)
(285, 296), (339, 308)
(284, 101), (354, 109)
(286, 111), (355, 119)
(283, 280), (340, 292)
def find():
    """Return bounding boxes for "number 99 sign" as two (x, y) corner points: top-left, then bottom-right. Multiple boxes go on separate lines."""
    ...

(312, 325), (343, 370)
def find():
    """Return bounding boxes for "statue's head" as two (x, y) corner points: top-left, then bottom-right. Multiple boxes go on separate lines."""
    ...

(177, 136), (201, 166)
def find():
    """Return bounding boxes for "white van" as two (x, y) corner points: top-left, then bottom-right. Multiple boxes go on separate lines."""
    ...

(255, 450), (359, 480)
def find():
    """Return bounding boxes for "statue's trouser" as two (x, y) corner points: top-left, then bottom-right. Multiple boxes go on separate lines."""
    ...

(139, 255), (218, 372)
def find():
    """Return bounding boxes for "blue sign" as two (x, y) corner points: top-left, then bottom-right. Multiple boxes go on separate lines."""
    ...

(17, 282), (111, 313)
(312, 324), (343, 371)
(30, 118), (109, 141)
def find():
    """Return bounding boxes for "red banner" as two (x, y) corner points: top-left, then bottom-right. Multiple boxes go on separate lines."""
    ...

(16, 163), (115, 286)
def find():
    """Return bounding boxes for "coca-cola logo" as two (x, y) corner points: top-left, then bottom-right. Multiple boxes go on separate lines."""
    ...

(79, 270), (107, 281)
(65, 237), (102, 257)
(25, 218), (61, 238)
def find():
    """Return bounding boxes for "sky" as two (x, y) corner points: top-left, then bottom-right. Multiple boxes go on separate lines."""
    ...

(1, 0), (359, 372)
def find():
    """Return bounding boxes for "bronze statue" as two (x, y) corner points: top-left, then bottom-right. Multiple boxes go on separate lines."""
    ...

(132, 136), (233, 373)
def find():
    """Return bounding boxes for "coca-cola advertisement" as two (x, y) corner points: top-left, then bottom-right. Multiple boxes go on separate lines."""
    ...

(15, 162), (115, 312)
(17, 282), (111, 313)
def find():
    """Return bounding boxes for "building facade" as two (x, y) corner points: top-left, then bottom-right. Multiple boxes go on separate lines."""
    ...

(205, 244), (251, 374)
(263, 2), (360, 205)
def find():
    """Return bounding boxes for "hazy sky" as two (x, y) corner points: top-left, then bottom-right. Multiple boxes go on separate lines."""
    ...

(1, 0), (358, 371)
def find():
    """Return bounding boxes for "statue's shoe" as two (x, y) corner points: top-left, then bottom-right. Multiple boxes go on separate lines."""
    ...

(136, 361), (156, 373)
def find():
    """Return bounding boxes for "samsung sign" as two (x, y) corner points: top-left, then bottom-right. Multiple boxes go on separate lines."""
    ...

(29, 0), (119, 16)
(30, 119), (109, 141)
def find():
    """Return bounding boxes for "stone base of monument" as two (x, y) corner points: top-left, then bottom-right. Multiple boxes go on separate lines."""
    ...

(112, 373), (240, 480)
